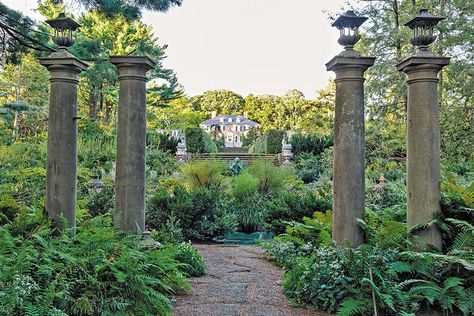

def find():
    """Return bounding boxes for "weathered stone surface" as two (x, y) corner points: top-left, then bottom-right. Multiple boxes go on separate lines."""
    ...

(110, 56), (155, 234)
(39, 49), (88, 230)
(173, 244), (328, 316)
(326, 56), (375, 247)
(397, 56), (450, 250)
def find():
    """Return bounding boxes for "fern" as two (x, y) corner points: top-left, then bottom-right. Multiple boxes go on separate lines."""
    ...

(0, 212), (193, 315)
(337, 299), (370, 316)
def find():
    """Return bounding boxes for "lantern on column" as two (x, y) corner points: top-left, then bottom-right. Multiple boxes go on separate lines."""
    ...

(332, 10), (368, 52)
(405, 9), (445, 52)
(87, 174), (104, 194)
(45, 13), (81, 48)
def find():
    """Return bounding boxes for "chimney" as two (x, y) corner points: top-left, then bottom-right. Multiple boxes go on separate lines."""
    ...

(211, 111), (217, 118)
(243, 111), (249, 119)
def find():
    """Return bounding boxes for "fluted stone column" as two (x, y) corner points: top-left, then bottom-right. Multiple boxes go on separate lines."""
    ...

(110, 56), (155, 234)
(397, 56), (449, 250)
(326, 56), (375, 247)
(40, 49), (88, 230)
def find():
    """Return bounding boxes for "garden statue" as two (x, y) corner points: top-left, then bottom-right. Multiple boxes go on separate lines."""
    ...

(374, 174), (386, 191)
(229, 157), (244, 175)
(176, 133), (188, 163)
(281, 134), (293, 165)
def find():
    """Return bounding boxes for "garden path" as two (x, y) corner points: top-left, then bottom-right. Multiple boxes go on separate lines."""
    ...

(173, 244), (329, 316)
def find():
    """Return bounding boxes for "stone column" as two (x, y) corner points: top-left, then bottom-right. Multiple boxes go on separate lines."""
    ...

(326, 56), (375, 247)
(40, 49), (88, 230)
(397, 56), (449, 250)
(110, 56), (155, 234)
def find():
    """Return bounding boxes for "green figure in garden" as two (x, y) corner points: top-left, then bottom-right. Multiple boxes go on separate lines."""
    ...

(229, 157), (244, 175)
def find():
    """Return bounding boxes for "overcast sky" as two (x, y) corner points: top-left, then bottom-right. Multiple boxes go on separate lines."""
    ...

(4, 0), (348, 99)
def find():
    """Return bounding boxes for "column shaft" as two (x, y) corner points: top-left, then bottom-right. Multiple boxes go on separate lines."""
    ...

(326, 56), (375, 247)
(40, 51), (87, 230)
(110, 56), (155, 234)
(398, 57), (449, 250)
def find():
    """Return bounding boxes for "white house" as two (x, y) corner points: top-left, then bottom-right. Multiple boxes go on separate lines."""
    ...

(199, 112), (259, 147)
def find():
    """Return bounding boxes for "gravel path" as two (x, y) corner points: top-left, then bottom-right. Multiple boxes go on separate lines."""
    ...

(173, 244), (329, 316)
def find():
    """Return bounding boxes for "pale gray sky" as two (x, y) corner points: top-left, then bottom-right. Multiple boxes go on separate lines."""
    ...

(4, 0), (348, 98)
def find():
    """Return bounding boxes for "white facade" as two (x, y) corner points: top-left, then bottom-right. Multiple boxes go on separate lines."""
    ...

(199, 114), (259, 148)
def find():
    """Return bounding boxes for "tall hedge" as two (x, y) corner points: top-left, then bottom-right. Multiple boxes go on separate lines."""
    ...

(147, 130), (179, 152)
(290, 133), (333, 156)
(203, 132), (218, 153)
(267, 130), (285, 154)
(248, 134), (267, 154)
(248, 130), (284, 154)
(185, 127), (217, 153)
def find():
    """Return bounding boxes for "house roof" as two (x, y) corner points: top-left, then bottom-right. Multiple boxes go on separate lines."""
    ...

(200, 115), (259, 127)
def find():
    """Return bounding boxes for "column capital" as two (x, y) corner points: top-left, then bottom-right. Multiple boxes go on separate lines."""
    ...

(397, 56), (450, 84)
(110, 56), (156, 81)
(39, 49), (88, 83)
(326, 56), (375, 82)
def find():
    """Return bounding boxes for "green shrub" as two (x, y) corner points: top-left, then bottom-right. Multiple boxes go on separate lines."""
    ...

(147, 187), (236, 240)
(271, 244), (474, 315)
(228, 172), (259, 199)
(180, 160), (224, 190)
(164, 243), (206, 277)
(284, 211), (333, 247)
(78, 137), (116, 170)
(85, 184), (115, 217)
(78, 118), (115, 142)
(0, 195), (24, 224)
(248, 133), (267, 153)
(202, 131), (218, 153)
(267, 129), (285, 154)
(146, 150), (177, 181)
(0, 213), (190, 315)
(185, 127), (205, 153)
(153, 214), (185, 244)
(185, 127), (217, 153)
(248, 129), (284, 154)
(290, 133), (333, 156)
(294, 152), (323, 183)
(264, 188), (332, 235)
(226, 194), (266, 233)
(147, 130), (179, 152)
(0, 142), (47, 208)
(248, 160), (295, 196)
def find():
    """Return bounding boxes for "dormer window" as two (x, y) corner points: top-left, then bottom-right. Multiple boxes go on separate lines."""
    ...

(228, 118), (232, 123)
(220, 117), (224, 123)
(236, 118), (241, 123)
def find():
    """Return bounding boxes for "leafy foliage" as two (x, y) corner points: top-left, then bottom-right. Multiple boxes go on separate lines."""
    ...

(185, 127), (217, 153)
(290, 133), (333, 156)
(180, 160), (224, 190)
(0, 213), (191, 315)
(163, 242), (206, 277)
(147, 186), (237, 241)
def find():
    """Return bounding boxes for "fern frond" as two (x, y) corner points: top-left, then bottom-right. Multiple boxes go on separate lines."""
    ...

(390, 261), (415, 274)
(446, 218), (474, 233)
(337, 298), (369, 316)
